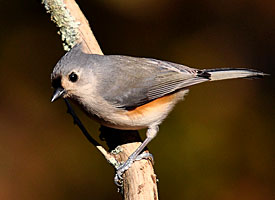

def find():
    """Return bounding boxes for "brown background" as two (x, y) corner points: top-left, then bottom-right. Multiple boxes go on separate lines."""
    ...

(0, 0), (274, 199)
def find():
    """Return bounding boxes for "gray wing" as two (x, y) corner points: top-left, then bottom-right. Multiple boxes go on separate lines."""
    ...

(93, 55), (210, 110)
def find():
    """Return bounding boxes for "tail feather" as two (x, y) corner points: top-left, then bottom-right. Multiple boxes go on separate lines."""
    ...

(204, 68), (268, 81)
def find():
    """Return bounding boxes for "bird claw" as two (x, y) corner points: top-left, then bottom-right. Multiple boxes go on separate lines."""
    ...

(114, 151), (154, 187)
(114, 173), (123, 187)
(136, 152), (154, 164)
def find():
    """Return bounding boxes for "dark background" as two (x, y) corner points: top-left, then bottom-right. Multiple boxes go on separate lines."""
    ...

(0, 0), (274, 199)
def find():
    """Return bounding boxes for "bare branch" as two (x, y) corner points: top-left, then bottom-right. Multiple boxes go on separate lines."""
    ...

(64, 99), (118, 167)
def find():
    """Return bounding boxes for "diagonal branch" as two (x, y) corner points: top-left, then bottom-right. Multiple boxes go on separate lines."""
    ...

(64, 99), (118, 167)
(42, 0), (103, 54)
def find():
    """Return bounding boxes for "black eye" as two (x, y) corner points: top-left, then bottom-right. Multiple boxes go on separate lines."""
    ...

(69, 72), (78, 82)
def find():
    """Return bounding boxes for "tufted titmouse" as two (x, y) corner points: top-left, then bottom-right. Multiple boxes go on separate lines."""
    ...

(51, 44), (266, 181)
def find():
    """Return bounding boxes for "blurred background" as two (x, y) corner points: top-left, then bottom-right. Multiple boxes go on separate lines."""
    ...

(0, 0), (274, 199)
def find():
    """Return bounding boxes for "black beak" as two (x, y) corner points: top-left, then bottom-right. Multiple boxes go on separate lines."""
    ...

(51, 87), (65, 102)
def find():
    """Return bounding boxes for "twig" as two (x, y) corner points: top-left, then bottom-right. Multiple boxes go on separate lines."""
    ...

(64, 99), (118, 167)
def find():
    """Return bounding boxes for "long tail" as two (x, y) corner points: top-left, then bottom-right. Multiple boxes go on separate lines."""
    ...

(203, 68), (268, 81)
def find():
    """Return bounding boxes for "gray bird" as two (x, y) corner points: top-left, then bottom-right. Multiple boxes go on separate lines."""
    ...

(51, 44), (266, 183)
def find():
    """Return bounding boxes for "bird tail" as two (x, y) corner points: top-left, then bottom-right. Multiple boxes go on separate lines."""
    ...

(203, 68), (268, 81)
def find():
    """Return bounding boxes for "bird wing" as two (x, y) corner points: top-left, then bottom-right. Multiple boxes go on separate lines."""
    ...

(95, 55), (209, 110)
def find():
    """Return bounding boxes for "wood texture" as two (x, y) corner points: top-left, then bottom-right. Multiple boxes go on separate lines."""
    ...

(100, 127), (158, 200)
(63, 0), (103, 54)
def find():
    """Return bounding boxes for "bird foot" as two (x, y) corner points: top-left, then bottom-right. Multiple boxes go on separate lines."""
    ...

(114, 151), (154, 187)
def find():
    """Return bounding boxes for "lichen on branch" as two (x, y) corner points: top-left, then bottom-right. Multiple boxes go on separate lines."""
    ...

(42, 0), (80, 51)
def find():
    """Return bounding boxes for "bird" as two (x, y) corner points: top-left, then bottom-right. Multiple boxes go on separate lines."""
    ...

(51, 43), (267, 183)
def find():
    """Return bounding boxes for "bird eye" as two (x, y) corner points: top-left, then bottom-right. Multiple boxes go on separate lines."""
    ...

(69, 72), (78, 82)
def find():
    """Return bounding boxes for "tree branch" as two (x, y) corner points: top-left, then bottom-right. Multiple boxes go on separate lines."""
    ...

(42, 0), (102, 54)
(42, 0), (158, 199)
(64, 99), (118, 167)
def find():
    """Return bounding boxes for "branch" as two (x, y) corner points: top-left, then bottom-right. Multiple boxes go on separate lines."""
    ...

(42, 0), (102, 54)
(64, 99), (118, 167)
(42, 0), (159, 199)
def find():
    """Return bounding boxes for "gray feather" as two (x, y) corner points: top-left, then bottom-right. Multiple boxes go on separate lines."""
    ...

(92, 56), (208, 110)
(205, 68), (267, 81)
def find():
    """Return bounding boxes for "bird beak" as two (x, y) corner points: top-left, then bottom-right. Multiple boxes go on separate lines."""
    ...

(51, 87), (66, 102)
